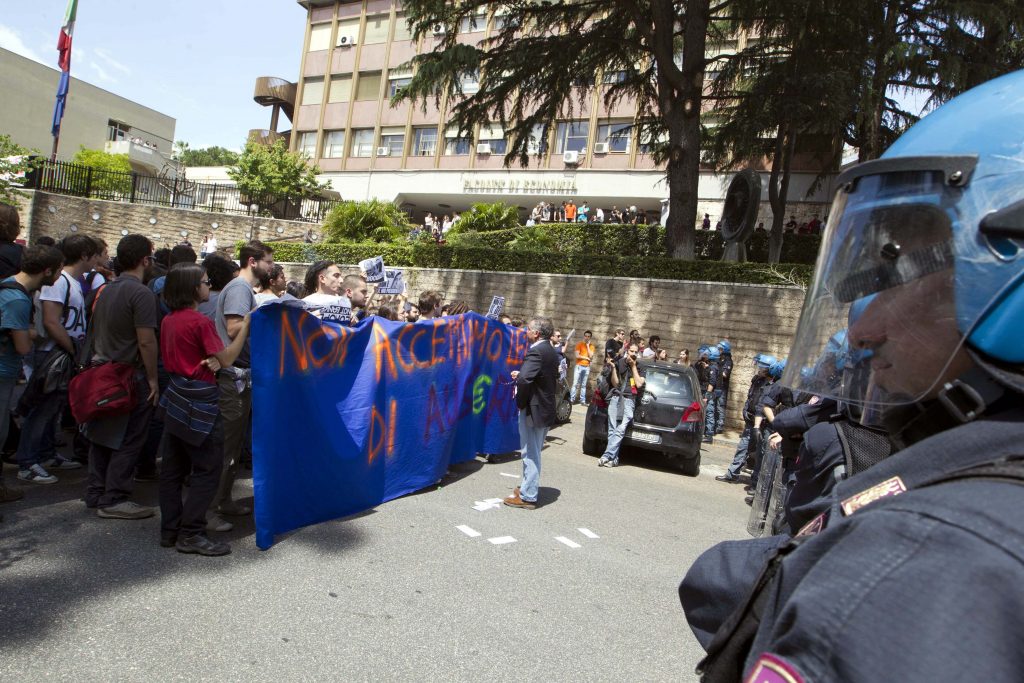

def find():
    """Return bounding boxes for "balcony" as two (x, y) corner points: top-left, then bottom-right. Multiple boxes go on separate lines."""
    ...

(248, 129), (290, 147)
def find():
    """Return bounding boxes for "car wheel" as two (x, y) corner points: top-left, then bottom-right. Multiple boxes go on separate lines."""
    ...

(676, 452), (701, 477)
(556, 396), (572, 423)
(582, 435), (602, 456)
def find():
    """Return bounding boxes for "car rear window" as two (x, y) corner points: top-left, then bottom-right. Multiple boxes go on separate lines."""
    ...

(643, 369), (694, 401)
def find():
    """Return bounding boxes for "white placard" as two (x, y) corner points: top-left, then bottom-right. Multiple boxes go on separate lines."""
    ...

(359, 255), (385, 283)
(377, 268), (405, 295)
(486, 295), (506, 319)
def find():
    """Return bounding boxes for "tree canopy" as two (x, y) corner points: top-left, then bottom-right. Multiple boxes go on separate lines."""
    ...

(173, 142), (240, 167)
(0, 134), (34, 203)
(227, 140), (328, 200)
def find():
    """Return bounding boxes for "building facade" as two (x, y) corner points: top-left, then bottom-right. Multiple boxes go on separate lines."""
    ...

(0, 47), (176, 177)
(256, 1), (834, 224)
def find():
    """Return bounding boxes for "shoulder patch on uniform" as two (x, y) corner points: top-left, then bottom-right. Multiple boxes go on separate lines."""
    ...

(745, 653), (806, 683)
(796, 510), (828, 537)
(841, 475), (906, 516)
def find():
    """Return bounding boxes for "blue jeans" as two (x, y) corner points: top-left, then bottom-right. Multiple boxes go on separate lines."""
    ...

(726, 422), (752, 478)
(16, 390), (64, 469)
(570, 365), (590, 403)
(518, 410), (547, 502)
(715, 388), (728, 433)
(705, 389), (723, 436)
(602, 393), (635, 465)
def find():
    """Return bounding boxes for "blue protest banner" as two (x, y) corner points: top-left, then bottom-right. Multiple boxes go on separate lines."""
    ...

(250, 303), (527, 549)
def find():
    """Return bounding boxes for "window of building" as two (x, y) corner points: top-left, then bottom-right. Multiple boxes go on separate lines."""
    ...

(378, 127), (405, 156)
(336, 17), (360, 44)
(460, 70), (480, 94)
(323, 130), (346, 158)
(328, 75), (352, 103)
(492, 9), (520, 31)
(387, 68), (413, 98)
(308, 23), (332, 52)
(601, 70), (628, 84)
(597, 121), (632, 153)
(107, 120), (130, 142)
(572, 75), (594, 87)
(364, 13), (391, 44)
(638, 128), (667, 155)
(459, 13), (487, 33)
(444, 127), (472, 156)
(393, 13), (415, 41)
(555, 121), (590, 154)
(350, 129), (374, 157)
(527, 123), (549, 155)
(298, 132), (318, 159)
(301, 77), (325, 106)
(478, 124), (507, 154)
(355, 72), (382, 101)
(413, 126), (438, 156)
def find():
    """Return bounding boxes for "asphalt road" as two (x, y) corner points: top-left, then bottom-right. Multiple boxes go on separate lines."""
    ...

(0, 414), (751, 682)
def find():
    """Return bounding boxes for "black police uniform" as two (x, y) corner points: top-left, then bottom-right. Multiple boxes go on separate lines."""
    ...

(682, 405), (1024, 682)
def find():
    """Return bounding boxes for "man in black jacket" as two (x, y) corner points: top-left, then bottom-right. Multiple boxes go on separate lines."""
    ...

(504, 316), (558, 509)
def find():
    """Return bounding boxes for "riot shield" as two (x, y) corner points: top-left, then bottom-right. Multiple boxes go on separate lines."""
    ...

(747, 432), (779, 537)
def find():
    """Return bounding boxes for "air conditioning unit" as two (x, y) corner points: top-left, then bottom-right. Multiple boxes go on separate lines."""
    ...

(376, 146), (391, 157)
(337, 35), (357, 47)
(593, 142), (610, 154)
(432, 24), (446, 35)
(563, 150), (581, 165)
(476, 143), (492, 155)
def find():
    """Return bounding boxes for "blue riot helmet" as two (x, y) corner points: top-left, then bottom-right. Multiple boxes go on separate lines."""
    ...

(717, 340), (731, 355)
(707, 346), (721, 363)
(783, 70), (1024, 419)
(753, 353), (777, 369)
(698, 344), (710, 359)
(769, 359), (786, 380)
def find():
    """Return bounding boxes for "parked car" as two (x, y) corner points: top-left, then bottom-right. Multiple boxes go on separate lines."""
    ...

(582, 360), (704, 475)
(554, 376), (572, 423)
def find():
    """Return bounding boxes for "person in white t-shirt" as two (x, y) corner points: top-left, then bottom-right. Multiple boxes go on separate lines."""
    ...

(302, 260), (351, 323)
(18, 234), (97, 477)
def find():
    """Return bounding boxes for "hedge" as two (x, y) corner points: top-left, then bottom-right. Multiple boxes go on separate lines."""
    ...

(447, 222), (822, 264)
(264, 240), (812, 287)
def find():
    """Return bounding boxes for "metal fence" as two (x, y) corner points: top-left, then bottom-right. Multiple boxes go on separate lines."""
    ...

(25, 158), (341, 224)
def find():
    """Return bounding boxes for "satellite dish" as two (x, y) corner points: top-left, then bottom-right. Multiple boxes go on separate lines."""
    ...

(720, 168), (762, 243)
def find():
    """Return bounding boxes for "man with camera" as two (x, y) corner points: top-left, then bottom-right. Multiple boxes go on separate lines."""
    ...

(598, 342), (646, 468)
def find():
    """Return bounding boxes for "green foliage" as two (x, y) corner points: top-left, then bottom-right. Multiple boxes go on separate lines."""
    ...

(450, 202), (521, 233)
(227, 140), (328, 202)
(174, 141), (240, 167)
(266, 238), (812, 287)
(71, 147), (132, 197)
(507, 224), (557, 252)
(322, 199), (411, 243)
(0, 134), (34, 203)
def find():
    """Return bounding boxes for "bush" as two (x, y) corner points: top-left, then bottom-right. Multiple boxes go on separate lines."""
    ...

(449, 201), (520, 233)
(322, 199), (410, 242)
(266, 239), (812, 286)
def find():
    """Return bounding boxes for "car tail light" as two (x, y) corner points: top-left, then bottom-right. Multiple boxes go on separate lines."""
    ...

(680, 400), (703, 424)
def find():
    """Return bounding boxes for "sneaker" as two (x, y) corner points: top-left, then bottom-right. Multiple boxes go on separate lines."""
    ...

(160, 534), (178, 548)
(0, 481), (24, 502)
(176, 534), (231, 556)
(702, 437), (714, 445)
(600, 459), (618, 468)
(715, 474), (739, 483)
(18, 464), (58, 484)
(96, 501), (156, 520)
(206, 514), (233, 533)
(45, 455), (82, 470)
(216, 501), (252, 516)
(597, 458), (607, 467)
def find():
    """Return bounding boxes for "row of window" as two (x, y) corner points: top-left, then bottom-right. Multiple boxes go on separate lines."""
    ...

(297, 121), (644, 160)
(308, 11), (518, 52)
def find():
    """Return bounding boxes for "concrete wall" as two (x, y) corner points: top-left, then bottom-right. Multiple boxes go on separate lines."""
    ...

(24, 191), (313, 250)
(279, 261), (806, 432)
(0, 48), (175, 161)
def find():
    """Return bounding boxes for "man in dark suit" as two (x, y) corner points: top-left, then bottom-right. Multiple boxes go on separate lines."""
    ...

(504, 316), (558, 509)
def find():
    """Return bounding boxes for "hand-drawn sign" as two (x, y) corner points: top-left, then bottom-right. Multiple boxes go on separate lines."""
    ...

(486, 296), (506, 319)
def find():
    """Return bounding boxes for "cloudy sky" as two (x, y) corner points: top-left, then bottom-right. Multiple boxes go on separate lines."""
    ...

(1, 0), (306, 149)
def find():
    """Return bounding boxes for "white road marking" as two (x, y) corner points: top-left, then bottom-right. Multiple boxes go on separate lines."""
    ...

(456, 525), (481, 537)
(488, 536), (517, 545)
(555, 536), (582, 549)
(500, 472), (518, 478)
(578, 528), (600, 539)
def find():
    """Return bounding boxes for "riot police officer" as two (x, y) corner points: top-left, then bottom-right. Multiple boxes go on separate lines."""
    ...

(715, 340), (733, 435)
(716, 353), (775, 484)
(680, 70), (1024, 681)
(702, 346), (722, 444)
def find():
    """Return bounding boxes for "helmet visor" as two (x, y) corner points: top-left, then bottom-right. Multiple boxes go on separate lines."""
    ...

(783, 169), (975, 417)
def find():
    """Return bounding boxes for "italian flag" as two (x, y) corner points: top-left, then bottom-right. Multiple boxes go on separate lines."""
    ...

(57, 0), (78, 72)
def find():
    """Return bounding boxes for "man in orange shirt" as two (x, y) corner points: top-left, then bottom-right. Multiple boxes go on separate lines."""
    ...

(570, 330), (595, 405)
(564, 200), (577, 223)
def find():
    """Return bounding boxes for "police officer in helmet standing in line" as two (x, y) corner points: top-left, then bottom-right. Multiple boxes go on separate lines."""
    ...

(680, 71), (1024, 681)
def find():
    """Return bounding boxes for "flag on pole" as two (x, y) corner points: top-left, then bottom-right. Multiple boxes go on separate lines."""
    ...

(52, 0), (78, 138)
